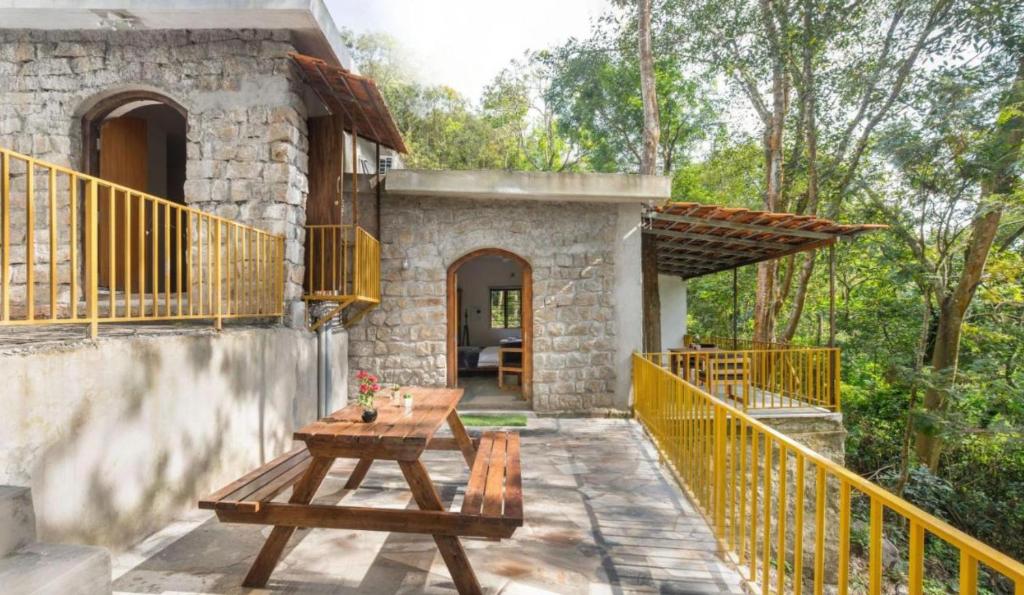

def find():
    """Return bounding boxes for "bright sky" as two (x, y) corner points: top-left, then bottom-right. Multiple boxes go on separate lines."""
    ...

(324, 0), (613, 101)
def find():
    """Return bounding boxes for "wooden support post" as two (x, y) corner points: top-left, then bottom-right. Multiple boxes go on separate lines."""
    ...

(242, 457), (333, 588)
(732, 267), (738, 350)
(641, 210), (661, 353)
(829, 242), (836, 347)
(399, 460), (482, 595)
(343, 458), (373, 490)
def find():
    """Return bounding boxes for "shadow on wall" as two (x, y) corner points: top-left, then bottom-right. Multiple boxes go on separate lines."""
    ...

(12, 327), (313, 549)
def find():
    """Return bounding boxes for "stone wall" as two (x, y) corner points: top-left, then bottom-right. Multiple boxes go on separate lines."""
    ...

(0, 325), (336, 550)
(0, 29), (310, 325)
(347, 194), (642, 412)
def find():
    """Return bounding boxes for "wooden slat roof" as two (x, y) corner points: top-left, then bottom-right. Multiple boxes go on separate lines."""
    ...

(649, 202), (886, 279)
(290, 52), (407, 153)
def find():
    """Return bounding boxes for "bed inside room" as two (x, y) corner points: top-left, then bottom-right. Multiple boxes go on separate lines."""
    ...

(455, 254), (525, 400)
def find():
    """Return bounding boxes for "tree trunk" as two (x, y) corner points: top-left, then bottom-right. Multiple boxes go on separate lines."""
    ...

(779, 0), (820, 343)
(639, 0), (662, 353)
(752, 0), (788, 344)
(914, 56), (1024, 469)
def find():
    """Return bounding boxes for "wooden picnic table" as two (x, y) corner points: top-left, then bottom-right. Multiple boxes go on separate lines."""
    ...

(199, 387), (523, 595)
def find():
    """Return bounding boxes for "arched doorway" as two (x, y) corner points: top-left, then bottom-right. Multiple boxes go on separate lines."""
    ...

(80, 90), (188, 291)
(446, 249), (533, 404)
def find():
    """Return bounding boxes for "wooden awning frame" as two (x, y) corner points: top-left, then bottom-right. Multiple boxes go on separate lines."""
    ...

(290, 52), (407, 154)
(648, 202), (886, 279)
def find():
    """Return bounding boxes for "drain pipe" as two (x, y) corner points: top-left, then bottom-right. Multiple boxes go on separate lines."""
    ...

(316, 317), (333, 419)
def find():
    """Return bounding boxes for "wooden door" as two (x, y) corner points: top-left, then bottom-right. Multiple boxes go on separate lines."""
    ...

(306, 113), (345, 226)
(98, 117), (148, 290)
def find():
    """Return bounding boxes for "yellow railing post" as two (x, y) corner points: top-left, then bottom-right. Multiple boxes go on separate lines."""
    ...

(1, 150), (8, 323)
(86, 179), (98, 339)
(214, 220), (223, 330)
(714, 406), (727, 540)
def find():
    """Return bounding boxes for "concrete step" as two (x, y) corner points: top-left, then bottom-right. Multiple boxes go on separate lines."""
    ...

(0, 486), (36, 558)
(0, 542), (111, 595)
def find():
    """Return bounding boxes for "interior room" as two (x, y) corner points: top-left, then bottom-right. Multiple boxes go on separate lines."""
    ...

(454, 253), (528, 409)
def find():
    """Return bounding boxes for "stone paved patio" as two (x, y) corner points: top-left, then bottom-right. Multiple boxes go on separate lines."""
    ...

(110, 418), (745, 594)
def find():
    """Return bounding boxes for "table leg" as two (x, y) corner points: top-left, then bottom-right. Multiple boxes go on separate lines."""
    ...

(399, 460), (482, 595)
(446, 410), (477, 468)
(242, 456), (333, 588)
(344, 457), (374, 490)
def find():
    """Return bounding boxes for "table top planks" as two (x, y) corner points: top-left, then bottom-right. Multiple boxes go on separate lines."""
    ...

(294, 387), (464, 451)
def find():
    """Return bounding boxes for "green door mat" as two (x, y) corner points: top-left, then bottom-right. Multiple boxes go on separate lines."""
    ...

(458, 413), (528, 427)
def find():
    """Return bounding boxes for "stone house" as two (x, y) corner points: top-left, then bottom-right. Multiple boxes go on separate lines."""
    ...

(0, 0), (674, 550)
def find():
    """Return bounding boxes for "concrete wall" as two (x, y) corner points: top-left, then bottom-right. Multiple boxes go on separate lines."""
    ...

(348, 195), (643, 413)
(659, 275), (687, 350)
(0, 29), (311, 326)
(0, 326), (332, 550)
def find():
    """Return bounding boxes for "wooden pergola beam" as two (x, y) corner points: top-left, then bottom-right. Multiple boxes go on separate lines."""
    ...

(647, 225), (793, 251)
(652, 238), (763, 259)
(651, 212), (835, 240)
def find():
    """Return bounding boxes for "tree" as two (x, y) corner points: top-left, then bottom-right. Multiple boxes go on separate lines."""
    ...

(639, 0), (663, 353)
(867, 45), (1024, 469)
(665, 0), (957, 343)
(482, 57), (586, 172)
(543, 12), (714, 176)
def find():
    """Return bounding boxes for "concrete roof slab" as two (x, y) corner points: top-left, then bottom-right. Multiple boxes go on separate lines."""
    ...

(0, 0), (352, 68)
(383, 169), (672, 204)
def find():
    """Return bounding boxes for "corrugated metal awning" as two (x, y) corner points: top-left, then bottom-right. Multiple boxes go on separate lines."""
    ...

(290, 52), (407, 153)
(648, 202), (886, 279)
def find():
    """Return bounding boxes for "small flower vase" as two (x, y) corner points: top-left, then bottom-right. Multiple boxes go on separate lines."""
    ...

(361, 406), (378, 423)
(403, 394), (413, 414)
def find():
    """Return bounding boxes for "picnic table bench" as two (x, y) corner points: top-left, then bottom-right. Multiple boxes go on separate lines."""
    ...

(199, 387), (523, 595)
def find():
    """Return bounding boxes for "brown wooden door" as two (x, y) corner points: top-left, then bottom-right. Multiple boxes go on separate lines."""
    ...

(98, 117), (148, 290)
(306, 113), (345, 226)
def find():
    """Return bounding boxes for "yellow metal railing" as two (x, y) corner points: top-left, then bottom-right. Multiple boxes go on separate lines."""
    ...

(647, 347), (840, 411)
(633, 354), (1024, 594)
(303, 224), (380, 303)
(353, 226), (380, 302)
(0, 146), (285, 337)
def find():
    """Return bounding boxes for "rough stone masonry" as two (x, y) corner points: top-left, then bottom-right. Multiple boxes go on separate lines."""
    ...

(0, 29), (311, 325)
(347, 195), (642, 413)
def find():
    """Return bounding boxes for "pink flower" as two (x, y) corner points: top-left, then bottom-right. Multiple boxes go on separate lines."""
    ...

(356, 370), (368, 379)
(368, 374), (378, 383)
(371, 384), (381, 392)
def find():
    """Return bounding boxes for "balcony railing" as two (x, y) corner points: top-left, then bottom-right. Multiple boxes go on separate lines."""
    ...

(0, 147), (285, 338)
(646, 347), (841, 411)
(303, 224), (380, 328)
(684, 333), (797, 351)
(633, 354), (1024, 594)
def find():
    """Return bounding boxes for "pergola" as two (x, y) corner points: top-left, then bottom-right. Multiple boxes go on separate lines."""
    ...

(645, 202), (885, 345)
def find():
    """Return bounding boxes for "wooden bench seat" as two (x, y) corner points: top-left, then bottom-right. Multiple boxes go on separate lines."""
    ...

(199, 446), (314, 513)
(461, 431), (523, 525)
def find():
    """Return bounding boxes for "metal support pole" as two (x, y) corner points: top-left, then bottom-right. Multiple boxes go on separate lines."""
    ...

(829, 242), (836, 347)
(732, 267), (738, 350)
(351, 127), (358, 229)
(375, 142), (382, 238)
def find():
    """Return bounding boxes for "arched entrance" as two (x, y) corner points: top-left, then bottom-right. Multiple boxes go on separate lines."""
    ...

(80, 90), (188, 290)
(446, 249), (533, 403)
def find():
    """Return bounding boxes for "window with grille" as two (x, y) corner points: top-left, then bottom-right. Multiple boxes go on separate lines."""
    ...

(489, 288), (522, 329)
(378, 156), (393, 174)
